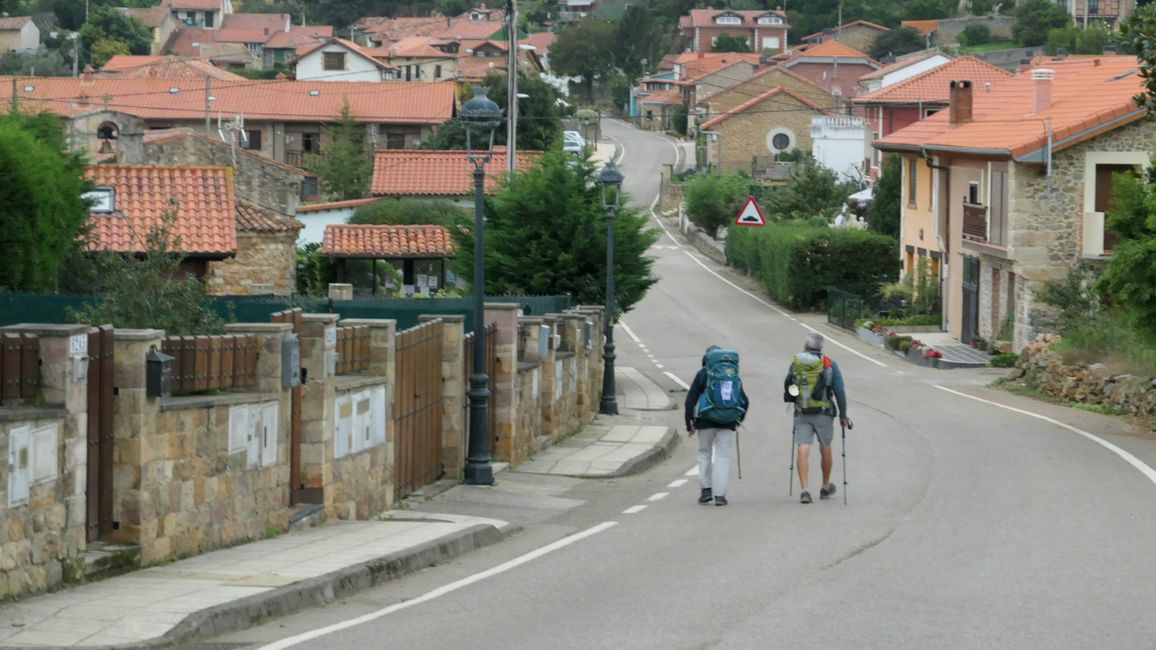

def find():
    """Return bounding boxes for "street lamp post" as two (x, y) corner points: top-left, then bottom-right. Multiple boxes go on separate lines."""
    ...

(598, 162), (624, 416)
(462, 86), (503, 485)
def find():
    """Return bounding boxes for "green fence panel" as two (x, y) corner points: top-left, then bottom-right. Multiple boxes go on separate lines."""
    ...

(0, 293), (96, 326)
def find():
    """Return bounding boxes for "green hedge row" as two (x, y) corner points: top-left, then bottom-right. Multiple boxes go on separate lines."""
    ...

(726, 224), (899, 310)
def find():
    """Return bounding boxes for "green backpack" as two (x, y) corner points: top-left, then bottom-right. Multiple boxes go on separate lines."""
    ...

(790, 352), (832, 414)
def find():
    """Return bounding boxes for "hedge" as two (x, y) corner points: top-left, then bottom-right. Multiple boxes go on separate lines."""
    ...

(726, 224), (899, 310)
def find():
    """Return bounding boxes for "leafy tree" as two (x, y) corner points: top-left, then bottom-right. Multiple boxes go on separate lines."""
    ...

(1013, 0), (1071, 47)
(712, 33), (751, 53)
(867, 154), (902, 240)
(959, 23), (991, 47)
(684, 173), (749, 237)
(423, 72), (567, 151)
(0, 49), (71, 76)
(79, 6), (151, 66)
(295, 242), (336, 296)
(451, 151), (659, 314)
(767, 153), (859, 221)
(609, 73), (632, 113)
(615, 5), (673, 79)
(350, 199), (468, 227)
(0, 110), (92, 292)
(306, 0), (378, 29)
(32, 0), (155, 31)
(435, 0), (470, 17)
(69, 209), (228, 335)
(1124, 5), (1156, 117)
(1045, 22), (1115, 55)
(869, 27), (926, 60)
(550, 19), (619, 102)
(304, 98), (371, 200)
(904, 0), (952, 20)
(1095, 167), (1156, 339)
(672, 104), (688, 136)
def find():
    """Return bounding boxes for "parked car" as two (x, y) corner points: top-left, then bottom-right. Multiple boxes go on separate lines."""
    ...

(563, 130), (585, 154)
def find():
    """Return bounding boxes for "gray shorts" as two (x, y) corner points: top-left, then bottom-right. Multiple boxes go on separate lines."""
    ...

(794, 412), (834, 447)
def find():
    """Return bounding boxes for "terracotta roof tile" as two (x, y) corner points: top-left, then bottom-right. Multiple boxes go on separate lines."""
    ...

(876, 56), (1145, 159)
(323, 224), (455, 258)
(1, 76), (456, 124)
(236, 201), (302, 232)
(700, 87), (828, 129)
(292, 25), (334, 37)
(162, 0), (223, 10)
(98, 55), (246, 80)
(386, 36), (448, 58)
(84, 165), (237, 256)
(521, 32), (556, 54)
(433, 20), (505, 40)
(901, 20), (938, 35)
(803, 19), (890, 41)
(638, 88), (683, 105)
(214, 27), (275, 44)
(294, 38), (398, 71)
(858, 49), (944, 82)
(360, 16), (449, 43)
(790, 39), (876, 62)
(263, 30), (322, 49)
(117, 7), (169, 28)
(683, 9), (789, 28)
(854, 56), (1012, 105)
(371, 148), (541, 196)
(0, 16), (31, 30)
(220, 13), (289, 31)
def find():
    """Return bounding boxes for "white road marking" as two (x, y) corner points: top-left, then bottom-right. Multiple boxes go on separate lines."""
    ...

(647, 492), (669, 502)
(933, 385), (1156, 487)
(668, 479), (688, 488)
(684, 466), (698, 477)
(646, 197), (886, 369)
(256, 522), (619, 649)
(664, 372), (690, 390)
(619, 319), (642, 344)
(622, 505), (647, 514)
(655, 364), (665, 369)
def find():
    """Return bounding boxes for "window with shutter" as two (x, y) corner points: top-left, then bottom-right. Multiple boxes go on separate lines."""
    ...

(988, 167), (1008, 245)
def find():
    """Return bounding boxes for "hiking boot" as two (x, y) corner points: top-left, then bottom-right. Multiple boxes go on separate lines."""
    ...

(698, 488), (713, 504)
(800, 491), (812, 504)
(714, 495), (728, 506)
(820, 483), (837, 500)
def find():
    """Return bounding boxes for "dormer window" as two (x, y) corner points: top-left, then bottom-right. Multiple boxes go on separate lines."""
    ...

(757, 15), (783, 25)
(470, 11), (483, 21)
(85, 188), (116, 214)
(715, 14), (741, 25)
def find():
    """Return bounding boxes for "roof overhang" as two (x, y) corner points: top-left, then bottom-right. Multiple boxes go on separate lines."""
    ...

(1015, 108), (1147, 163)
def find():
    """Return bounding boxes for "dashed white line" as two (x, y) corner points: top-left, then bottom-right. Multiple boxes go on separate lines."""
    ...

(257, 521), (619, 649)
(933, 385), (1156, 487)
(655, 364), (665, 369)
(684, 466), (698, 477)
(647, 492), (669, 502)
(667, 479), (688, 488)
(664, 372), (690, 390)
(619, 319), (642, 344)
(622, 505), (647, 514)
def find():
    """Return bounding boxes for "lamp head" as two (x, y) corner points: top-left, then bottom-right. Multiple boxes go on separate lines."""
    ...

(461, 86), (502, 153)
(599, 162), (624, 209)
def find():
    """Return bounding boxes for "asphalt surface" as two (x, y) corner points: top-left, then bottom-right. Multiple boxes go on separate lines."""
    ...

(205, 121), (1156, 650)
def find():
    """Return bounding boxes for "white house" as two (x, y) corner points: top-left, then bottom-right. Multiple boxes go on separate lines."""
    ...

(294, 38), (397, 83)
(857, 50), (952, 94)
(161, 0), (232, 29)
(0, 16), (39, 53)
(811, 115), (870, 183)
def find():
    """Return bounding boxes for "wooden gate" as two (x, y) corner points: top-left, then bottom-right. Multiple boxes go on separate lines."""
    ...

(86, 325), (114, 541)
(271, 309), (308, 504)
(463, 323), (498, 453)
(394, 320), (445, 499)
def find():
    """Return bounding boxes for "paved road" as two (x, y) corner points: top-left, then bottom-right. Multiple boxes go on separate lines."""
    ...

(211, 121), (1156, 649)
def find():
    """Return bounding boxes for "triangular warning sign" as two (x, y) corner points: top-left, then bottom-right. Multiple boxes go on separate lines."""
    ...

(734, 196), (766, 226)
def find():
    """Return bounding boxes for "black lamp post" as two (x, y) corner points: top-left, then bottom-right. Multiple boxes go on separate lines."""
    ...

(462, 86), (502, 485)
(598, 162), (624, 416)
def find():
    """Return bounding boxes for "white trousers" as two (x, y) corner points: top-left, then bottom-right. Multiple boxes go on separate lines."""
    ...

(697, 427), (736, 497)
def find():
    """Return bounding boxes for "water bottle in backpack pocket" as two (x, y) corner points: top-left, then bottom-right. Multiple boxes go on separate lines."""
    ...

(696, 348), (746, 425)
(790, 352), (832, 414)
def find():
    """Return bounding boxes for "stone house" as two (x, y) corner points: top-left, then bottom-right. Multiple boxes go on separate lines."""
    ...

(678, 9), (789, 55)
(1, 74), (456, 167)
(698, 87), (828, 176)
(208, 202), (303, 295)
(293, 37), (398, 83)
(801, 20), (891, 55)
(875, 55), (1148, 350)
(700, 64), (846, 128)
(0, 16), (38, 53)
(117, 7), (179, 55)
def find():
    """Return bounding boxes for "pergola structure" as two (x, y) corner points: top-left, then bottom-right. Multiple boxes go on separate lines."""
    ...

(322, 224), (455, 295)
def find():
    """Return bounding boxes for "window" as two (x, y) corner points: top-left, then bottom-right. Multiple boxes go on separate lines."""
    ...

(405, 65), (412, 81)
(772, 133), (790, 150)
(302, 132), (320, 153)
(923, 108), (941, 118)
(205, 11), (213, 28)
(242, 129), (262, 150)
(323, 52), (345, 71)
(757, 15), (782, 24)
(968, 181), (980, 204)
(386, 132), (405, 149)
(988, 164), (1009, 245)
(302, 176), (319, 198)
(715, 15), (741, 24)
(434, 64), (442, 79)
(84, 188), (115, 213)
(762, 36), (780, 50)
(1095, 163), (1134, 252)
(1088, 0), (1099, 14)
(907, 159), (917, 205)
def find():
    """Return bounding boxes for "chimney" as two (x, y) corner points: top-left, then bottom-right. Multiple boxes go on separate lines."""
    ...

(264, 27), (269, 36)
(949, 80), (972, 124)
(1032, 68), (1053, 113)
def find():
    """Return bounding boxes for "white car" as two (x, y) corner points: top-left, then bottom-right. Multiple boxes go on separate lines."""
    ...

(563, 130), (585, 154)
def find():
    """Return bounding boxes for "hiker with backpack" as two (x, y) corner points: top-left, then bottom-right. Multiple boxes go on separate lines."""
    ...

(784, 333), (851, 504)
(685, 345), (749, 507)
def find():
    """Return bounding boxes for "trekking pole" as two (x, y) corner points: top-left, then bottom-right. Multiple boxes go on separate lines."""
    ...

(736, 426), (742, 480)
(841, 418), (853, 506)
(788, 421), (795, 496)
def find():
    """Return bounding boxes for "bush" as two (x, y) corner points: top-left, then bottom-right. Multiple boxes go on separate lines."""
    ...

(990, 352), (1019, 368)
(727, 223), (899, 310)
(684, 173), (749, 237)
(960, 24), (991, 46)
(898, 339), (914, 353)
(873, 314), (942, 327)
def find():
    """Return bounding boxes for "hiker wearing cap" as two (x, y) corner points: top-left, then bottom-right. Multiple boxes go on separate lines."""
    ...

(685, 345), (749, 507)
(784, 333), (850, 504)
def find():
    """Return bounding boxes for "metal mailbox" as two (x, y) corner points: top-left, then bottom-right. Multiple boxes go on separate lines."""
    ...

(281, 333), (301, 388)
(146, 346), (174, 398)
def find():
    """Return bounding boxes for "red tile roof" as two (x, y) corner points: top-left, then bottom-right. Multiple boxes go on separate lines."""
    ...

(682, 9), (789, 28)
(638, 88), (683, 106)
(521, 32), (556, 55)
(220, 13), (289, 31)
(857, 49), (945, 82)
(802, 19), (890, 41)
(1, 76), (456, 124)
(371, 148), (541, 196)
(263, 30), (322, 49)
(700, 87), (828, 129)
(435, 21), (505, 41)
(292, 25), (334, 38)
(117, 7), (170, 28)
(361, 16), (450, 43)
(323, 224), (455, 258)
(854, 56), (1012, 105)
(236, 201), (302, 233)
(214, 27), (276, 44)
(789, 39), (877, 62)
(98, 55), (246, 80)
(876, 56), (1145, 159)
(294, 38), (398, 71)
(901, 20), (938, 35)
(386, 36), (448, 58)
(84, 165), (237, 256)
(0, 16), (31, 30)
(161, 0), (223, 9)
(164, 28), (254, 61)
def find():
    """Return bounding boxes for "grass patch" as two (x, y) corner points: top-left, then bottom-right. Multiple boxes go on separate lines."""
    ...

(959, 40), (1016, 53)
(1053, 315), (1156, 376)
(990, 353), (1018, 368)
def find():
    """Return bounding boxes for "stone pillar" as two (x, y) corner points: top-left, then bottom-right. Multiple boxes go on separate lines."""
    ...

(516, 318), (543, 457)
(538, 316), (559, 447)
(484, 303), (520, 465)
(328, 283), (353, 301)
(575, 306), (606, 415)
(340, 318), (396, 504)
(297, 314), (338, 507)
(106, 329), (165, 547)
(419, 315), (465, 479)
(560, 313), (589, 425)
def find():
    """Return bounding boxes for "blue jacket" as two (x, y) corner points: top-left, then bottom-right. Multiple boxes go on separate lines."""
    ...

(783, 354), (848, 418)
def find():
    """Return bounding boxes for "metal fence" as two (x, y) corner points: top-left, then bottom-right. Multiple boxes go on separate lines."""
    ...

(827, 287), (878, 332)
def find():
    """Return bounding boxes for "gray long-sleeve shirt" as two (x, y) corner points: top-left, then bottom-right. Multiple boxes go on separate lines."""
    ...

(783, 355), (848, 418)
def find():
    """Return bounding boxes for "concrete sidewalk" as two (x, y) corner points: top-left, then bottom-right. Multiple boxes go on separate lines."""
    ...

(0, 366), (681, 649)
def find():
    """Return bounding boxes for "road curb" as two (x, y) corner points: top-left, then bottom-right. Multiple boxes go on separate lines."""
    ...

(81, 523), (517, 650)
(605, 426), (680, 478)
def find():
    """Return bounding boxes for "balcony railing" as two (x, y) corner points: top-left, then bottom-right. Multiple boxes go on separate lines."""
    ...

(963, 202), (987, 241)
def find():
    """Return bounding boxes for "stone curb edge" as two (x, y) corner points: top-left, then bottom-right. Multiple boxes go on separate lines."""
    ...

(603, 426), (680, 478)
(67, 522), (518, 650)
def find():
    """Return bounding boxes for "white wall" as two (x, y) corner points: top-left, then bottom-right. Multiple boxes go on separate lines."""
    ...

(861, 54), (951, 93)
(296, 45), (384, 82)
(297, 207), (358, 245)
(811, 115), (870, 183)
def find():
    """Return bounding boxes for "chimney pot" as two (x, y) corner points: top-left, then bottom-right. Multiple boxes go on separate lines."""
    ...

(1032, 68), (1053, 113)
(949, 79), (973, 125)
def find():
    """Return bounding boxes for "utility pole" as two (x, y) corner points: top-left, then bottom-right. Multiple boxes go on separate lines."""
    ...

(11, 78), (17, 112)
(507, 0), (518, 174)
(204, 77), (212, 136)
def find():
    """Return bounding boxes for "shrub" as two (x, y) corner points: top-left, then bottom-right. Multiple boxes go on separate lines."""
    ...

(684, 173), (749, 237)
(960, 24), (991, 46)
(726, 223), (900, 310)
(990, 352), (1019, 368)
(898, 339), (914, 353)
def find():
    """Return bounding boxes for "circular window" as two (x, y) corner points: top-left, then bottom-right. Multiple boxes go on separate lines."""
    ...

(772, 133), (790, 150)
